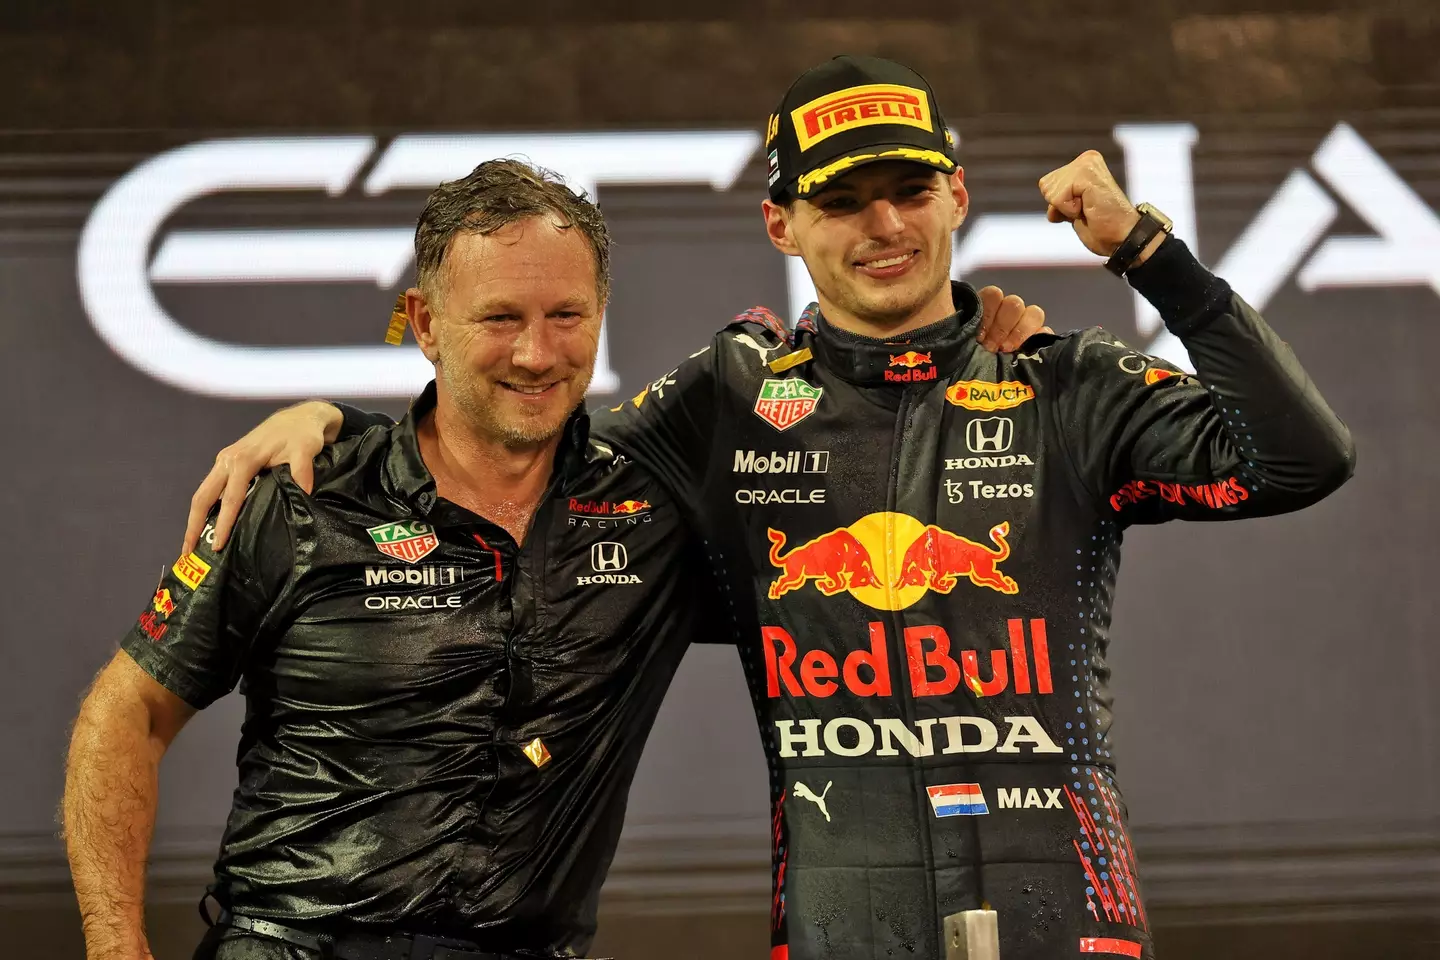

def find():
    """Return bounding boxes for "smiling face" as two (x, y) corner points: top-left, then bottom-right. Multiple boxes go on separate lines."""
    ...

(764, 160), (969, 334)
(411, 214), (603, 449)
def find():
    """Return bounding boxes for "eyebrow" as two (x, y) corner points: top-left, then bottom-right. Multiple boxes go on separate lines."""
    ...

(546, 295), (593, 312)
(471, 295), (593, 316)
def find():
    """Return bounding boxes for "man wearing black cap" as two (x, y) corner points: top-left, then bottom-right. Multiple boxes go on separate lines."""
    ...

(179, 55), (1353, 960)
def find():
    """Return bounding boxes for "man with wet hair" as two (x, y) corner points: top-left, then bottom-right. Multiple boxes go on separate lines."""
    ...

(66, 161), (727, 960)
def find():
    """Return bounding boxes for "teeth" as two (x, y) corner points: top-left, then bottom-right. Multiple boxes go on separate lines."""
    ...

(865, 253), (913, 269)
(509, 384), (551, 395)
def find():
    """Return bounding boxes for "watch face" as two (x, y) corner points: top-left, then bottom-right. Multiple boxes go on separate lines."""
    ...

(1138, 202), (1174, 231)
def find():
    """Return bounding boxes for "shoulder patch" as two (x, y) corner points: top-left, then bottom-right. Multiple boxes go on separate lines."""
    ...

(726, 305), (791, 345)
(795, 301), (820, 334)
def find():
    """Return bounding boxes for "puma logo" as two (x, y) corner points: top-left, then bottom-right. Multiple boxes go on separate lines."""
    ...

(793, 780), (833, 822)
(735, 333), (779, 362)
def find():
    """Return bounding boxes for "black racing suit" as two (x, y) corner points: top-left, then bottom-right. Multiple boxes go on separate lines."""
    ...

(586, 237), (1355, 960)
(124, 383), (718, 957)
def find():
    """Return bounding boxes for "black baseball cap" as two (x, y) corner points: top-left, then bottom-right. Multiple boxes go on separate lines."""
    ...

(764, 55), (957, 203)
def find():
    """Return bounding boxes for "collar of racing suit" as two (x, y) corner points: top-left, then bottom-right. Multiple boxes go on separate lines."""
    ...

(379, 380), (591, 515)
(808, 280), (985, 386)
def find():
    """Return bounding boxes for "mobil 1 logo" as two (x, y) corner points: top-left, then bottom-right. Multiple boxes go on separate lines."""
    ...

(733, 449), (830, 474)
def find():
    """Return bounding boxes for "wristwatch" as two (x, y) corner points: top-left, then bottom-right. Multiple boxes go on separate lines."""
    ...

(1103, 202), (1172, 276)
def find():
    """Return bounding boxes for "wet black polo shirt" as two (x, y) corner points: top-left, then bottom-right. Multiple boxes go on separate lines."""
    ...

(122, 382), (717, 954)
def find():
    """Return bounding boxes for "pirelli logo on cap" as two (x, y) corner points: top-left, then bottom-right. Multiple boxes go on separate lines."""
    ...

(791, 83), (933, 152)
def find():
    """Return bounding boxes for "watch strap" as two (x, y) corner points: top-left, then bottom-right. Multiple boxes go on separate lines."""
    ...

(1104, 208), (1167, 277)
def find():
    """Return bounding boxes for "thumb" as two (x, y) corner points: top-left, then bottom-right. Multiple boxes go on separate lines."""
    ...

(977, 285), (1003, 336)
(291, 454), (316, 495)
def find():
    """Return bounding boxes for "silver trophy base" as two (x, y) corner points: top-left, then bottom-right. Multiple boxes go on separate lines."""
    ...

(943, 909), (1000, 960)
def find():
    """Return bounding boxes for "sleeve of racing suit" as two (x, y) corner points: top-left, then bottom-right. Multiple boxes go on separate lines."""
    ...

(120, 474), (296, 709)
(1052, 236), (1356, 525)
(333, 403), (396, 441)
(587, 343), (722, 506)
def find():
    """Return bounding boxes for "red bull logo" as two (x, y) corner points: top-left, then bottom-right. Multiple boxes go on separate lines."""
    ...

(152, 587), (175, 618)
(767, 528), (880, 599)
(945, 380), (1035, 411)
(889, 351), (932, 368)
(894, 521), (1018, 596)
(763, 618), (1052, 700)
(568, 497), (652, 516)
(791, 83), (934, 151)
(884, 351), (937, 383)
(766, 513), (1018, 611)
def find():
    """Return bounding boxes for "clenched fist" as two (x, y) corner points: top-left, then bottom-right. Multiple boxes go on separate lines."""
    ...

(1038, 150), (1145, 259)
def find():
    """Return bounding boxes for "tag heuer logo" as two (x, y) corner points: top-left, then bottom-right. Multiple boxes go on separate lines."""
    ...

(754, 378), (823, 431)
(367, 520), (439, 563)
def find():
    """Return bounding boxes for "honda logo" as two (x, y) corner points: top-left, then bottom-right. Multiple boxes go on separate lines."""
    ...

(966, 418), (1013, 454)
(590, 542), (629, 572)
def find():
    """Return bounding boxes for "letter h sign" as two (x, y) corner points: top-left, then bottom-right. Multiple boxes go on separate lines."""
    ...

(966, 418), (1012, 454)
(591, 542), (628, 572)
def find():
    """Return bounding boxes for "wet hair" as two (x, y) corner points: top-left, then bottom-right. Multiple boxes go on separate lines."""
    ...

(413, 158), (612, 304)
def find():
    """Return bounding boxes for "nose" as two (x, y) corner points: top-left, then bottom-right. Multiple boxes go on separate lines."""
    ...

(511, 315), (558, 373)
(861, 197), (906, 239)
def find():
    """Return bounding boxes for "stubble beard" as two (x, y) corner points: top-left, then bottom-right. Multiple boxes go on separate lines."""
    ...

(831, 262), (950, 329)
(439, 351), (593, 450)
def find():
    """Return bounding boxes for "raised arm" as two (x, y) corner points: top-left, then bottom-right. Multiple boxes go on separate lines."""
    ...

(1040, 151), (1354, 522)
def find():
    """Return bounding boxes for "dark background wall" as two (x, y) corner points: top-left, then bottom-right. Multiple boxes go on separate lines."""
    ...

(1, 2), (1437, 958)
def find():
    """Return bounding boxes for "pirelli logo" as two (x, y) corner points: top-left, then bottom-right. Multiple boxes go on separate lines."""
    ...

(791, 83), (933, 152)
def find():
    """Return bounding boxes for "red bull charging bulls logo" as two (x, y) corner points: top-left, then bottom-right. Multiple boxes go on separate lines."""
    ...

(889, 350), (932, 368)
(766, 512), (1017, 610)
(884, 351), (937, 383)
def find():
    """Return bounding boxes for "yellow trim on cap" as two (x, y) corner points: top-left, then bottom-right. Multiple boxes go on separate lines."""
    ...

(796, 147), (955, 196)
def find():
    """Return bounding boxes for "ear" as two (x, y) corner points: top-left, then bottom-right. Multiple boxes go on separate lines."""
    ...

(407, 287), (441, 364)
(762, 199), (802, 256)
(948, 166), (969, 231)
